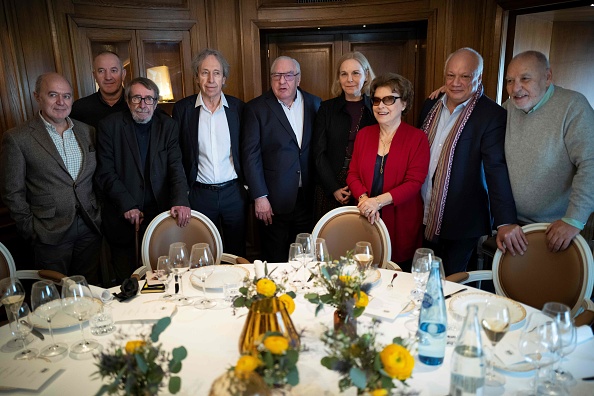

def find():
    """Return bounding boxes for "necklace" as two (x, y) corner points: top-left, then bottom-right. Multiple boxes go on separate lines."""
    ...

(379, 132), (394, 174)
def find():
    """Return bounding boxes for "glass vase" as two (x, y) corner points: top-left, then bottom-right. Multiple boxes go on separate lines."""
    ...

(239, 297), (300, 354)
(334, 308), (357, 338)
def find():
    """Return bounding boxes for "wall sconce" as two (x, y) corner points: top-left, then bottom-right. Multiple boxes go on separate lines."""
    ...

(147, 65), (174, 102)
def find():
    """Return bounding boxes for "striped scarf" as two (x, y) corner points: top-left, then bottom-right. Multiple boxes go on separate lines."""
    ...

(422, 84), (484, 242)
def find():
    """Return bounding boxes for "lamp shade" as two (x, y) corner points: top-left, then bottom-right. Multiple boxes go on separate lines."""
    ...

(147, 65), (174, 101)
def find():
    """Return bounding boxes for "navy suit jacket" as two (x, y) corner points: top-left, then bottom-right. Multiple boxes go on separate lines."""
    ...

(172, 94), (244, 187)
(419, 94), (517, 239)
(95, 110), (189, 243)
(242, 88), (321, 214)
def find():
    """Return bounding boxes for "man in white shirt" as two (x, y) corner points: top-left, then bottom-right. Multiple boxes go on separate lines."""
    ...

(173, 49), (247, 256)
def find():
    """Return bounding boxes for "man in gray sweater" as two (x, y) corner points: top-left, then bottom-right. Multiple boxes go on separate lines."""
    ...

(503, 50), (594, 253)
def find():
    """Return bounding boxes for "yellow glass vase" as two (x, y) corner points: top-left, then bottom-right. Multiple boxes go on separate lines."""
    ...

(239, 297), (300, 354)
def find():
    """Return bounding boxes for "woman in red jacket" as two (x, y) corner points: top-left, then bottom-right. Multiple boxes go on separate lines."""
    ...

(347, 73), (429, 271)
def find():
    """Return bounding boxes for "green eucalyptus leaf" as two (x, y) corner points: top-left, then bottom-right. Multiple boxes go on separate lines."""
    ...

(287, 367), (299, 386)
(321, 356), (337, 370)
(286, 291), (296, 299)
(315, 304), (324, 316)
(169, 376), (182, 394)
(135, 353), (148, 374)
(233, 296), (246, 307)
(373, 352), (383, 371)
(150, 317), (171, 342)
(172, 346), (188, 361)
(349, 366), (367, 389)
(286, 349), (299, 365)
(353, 306), (364, 318)
(304, 292), (318, 301)
(95, 384), (109, 396)
(169, 359), (182, 373)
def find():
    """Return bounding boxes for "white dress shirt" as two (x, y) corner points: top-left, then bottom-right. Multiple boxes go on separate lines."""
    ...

(278, 90), (304, 186)
(194, 92), (238, 184)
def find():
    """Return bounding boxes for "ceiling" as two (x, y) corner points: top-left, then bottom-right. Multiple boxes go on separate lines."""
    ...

(529, 5), (594, 21)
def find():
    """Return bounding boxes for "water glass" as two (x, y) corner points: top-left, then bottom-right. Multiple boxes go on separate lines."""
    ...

(223, 281), (241, 307)
(90, 304), (115, 336)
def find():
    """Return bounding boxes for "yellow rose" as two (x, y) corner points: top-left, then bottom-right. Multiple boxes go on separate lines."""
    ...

(125, 340), (146, 354)
(256, 278), (276, 297)
(278, 293), (295, 314)
(339, 275), (352, 284)
(370, 389), (388, 396)
(354, 291), (369, 308)
(263, 335), (289, 355)
(379, 344), (415, 380)
(234, 355), (261, 379)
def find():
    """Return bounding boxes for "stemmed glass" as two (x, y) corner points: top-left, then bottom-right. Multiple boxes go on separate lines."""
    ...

(191, 243), (217, 310)
(1, 277), (26, 319)
(353, 241), (374, 274)
(288, 243), (304, 287)
(314, 238), (330, 264)
(295, 233), (314, 286)
(481, 301), (510, 387)
(31, 280), (68, 357)
(169, 242), (192, 305)
(518, 311), (560, 396)
(156, 256), (174, 300)
(61, 275), (100, 354)
(9, 303), (38, 360)
(410, 248), (433, 300)
(542, 302), (577, 389)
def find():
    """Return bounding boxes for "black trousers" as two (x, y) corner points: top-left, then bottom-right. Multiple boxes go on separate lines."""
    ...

(422, 236), (479, 276)
(33, 215), (102, 285)
(189, 180), (247, 257)
(259, 188), (312, 263)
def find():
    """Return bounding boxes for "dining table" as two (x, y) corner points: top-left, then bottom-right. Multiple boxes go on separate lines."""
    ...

(0, 263), (593, 395)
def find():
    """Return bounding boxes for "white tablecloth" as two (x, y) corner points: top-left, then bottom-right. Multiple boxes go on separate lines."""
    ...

(1, 264), (593, 395)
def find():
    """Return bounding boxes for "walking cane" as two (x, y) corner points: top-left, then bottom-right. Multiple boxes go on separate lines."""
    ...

(134, 212), (144, 269)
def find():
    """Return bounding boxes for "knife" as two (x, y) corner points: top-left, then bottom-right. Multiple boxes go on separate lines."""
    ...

(22, 320), (45, 341)
(174, 275), (179, 294)
(444, 288), (467, 300)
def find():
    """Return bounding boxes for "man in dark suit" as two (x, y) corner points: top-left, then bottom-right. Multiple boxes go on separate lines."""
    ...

(0, 73), (102, 283)
(419, 48), (525, 275)
(242, 56), (322, 262)
(96, 77), (190, 282)
(173, 49), (246, 257)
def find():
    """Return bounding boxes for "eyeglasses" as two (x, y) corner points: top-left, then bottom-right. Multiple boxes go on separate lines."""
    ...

(372, 95), (401, 106)
(271, 72), (300, 82)
(130, 96), (157, 105)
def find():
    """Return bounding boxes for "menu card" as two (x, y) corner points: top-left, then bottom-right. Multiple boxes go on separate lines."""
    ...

(112, 301), (176, 322)
(0, 361), (63, 391)
(364, 293), (411, 321)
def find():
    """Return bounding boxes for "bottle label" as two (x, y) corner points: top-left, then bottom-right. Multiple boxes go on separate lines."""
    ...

(422, 293), (434, 308)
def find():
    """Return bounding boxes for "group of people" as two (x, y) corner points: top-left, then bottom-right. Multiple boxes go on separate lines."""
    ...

(1, 45), (592, 286)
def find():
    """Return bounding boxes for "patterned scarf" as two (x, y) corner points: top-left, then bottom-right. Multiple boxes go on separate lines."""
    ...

(422, 84), (484, 242)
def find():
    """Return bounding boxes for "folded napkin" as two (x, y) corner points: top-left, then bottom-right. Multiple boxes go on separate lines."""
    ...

(88, 284), (113, 303)
(112, 278), (139, 302)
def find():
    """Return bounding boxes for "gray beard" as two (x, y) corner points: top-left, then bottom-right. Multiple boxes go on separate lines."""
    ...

(132, 113), (152, 124)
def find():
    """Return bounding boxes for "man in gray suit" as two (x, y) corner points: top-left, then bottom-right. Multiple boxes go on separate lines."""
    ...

(0, 72), (102, 284)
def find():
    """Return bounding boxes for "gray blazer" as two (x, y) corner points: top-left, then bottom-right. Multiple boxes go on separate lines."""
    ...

(0, 114), (101, 244)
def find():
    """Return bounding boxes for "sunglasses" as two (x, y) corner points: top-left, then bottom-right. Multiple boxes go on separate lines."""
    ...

(372, 95), (401, 106)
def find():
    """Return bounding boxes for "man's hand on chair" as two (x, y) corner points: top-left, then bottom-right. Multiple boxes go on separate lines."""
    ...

(496, 224), (528, 256)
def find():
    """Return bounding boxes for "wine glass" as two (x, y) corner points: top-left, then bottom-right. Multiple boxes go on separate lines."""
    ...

(410, 248), (433, 300)
(295, 233), (314, 286)
(481, 301), (510, 387)
(169, 242), (192, 305)
(353, 241), (374, 274)
(61, 275), (100, 354)
(191, 243), (217, 310)
(518, 312), (560, 396)
(31, 280), (68, 357)
(8, 303), (38, 360)
(288, 242), (304, 287)
(542, 302), (577, 388)
(1, 277), (26, 318)
(156, 256), (174, 300)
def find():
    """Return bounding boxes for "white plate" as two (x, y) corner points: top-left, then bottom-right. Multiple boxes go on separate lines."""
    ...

(449, 292), (526, 330)
(30, 298), (102, 330)
(190, 265), (249, 290)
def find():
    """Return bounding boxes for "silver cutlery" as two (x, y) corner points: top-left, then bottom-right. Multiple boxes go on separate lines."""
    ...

(21, 320), (45, 341)
(444, 288), (468, 300)
(387, 272), (398, 288)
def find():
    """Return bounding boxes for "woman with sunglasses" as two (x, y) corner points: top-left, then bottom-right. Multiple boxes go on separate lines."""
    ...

(347, 73), (430, 271)
(313, 52), (377, 221)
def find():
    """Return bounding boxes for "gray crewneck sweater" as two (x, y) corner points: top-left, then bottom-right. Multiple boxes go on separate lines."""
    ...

(504, 86), (594, 225)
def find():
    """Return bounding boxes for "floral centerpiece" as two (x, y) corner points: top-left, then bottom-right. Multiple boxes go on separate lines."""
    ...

(94, 317), (187, 396)
(304, 253), (372, 336)
(320, 319), (414, 395)
(233, 263), (299, 354)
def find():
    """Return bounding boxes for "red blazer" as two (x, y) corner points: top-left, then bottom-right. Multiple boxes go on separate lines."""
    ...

(347, 122), (430, 262)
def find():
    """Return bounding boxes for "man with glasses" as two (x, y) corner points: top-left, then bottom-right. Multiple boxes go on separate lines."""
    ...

(419, 48), (522, 275)
(173, 49), (246, 257)
(71, 51), (128, 128)
(242, 56), (321, 262)
(0, 73), (102, 284)
(96, 77), (190, 282)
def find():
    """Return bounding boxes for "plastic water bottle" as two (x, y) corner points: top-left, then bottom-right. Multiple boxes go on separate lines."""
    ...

(417, 260), (447, 365)
(450, 304), (485, 395)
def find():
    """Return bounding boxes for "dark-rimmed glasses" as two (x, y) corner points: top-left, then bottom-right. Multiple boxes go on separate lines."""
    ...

(372, 95), (401, 106)
(130, 95), (157, 105)
(271, 72), (300, 82)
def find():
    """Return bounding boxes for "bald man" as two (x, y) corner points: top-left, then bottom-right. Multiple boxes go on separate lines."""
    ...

(0, 73), (102, 284)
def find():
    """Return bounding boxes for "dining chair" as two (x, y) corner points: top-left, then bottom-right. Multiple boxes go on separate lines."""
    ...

(446, 223), (594, 326)
(132, 210), (249, 279)
(311, 206), (401, 270)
